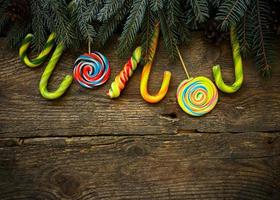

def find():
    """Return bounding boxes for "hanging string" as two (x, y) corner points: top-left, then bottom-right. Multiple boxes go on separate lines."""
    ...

(176, 46), (190, 79)
(88, 39), (91, 54)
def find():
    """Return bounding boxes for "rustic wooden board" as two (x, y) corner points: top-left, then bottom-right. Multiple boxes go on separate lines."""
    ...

(0, 34), (280, 137)
(0, 34), (280, 199)
(0, 133), (279, 199)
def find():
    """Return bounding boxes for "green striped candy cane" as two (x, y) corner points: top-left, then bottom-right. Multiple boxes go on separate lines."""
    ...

(19, 33), (56, 67)
(212, 27), (243, 93)
(39, 43), (73, 100)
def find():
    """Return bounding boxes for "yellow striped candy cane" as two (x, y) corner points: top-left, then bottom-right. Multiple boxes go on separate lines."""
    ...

(212, 27), (243, 93)
(140, 23), (171, 103)
(19, 33), (56, 68)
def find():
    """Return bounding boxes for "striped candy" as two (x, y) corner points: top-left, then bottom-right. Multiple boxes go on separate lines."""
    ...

(19, 33), (73, 100)
(176, 76), (218, 117)
(107, 47), (142, 98)
(212, 27), (243, 93)
(19, 33), (56, 67)
(73, 52), (110, 88)
(39, 43), (73, 100)
(145, 22), (160, 62)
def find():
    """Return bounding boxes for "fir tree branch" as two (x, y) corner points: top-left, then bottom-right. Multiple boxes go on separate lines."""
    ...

(140, 3), (156, 62)
(7, 22), (31, 48)
(98, 0), (125, 21)
(167, 0), (190, 44)
(30, 0), (48, 51)
(236, 12), (253, 57)
(71, 0), (97, 43)
(167, 0), (179, 25)
(216, 0), (251, 30)
(87, 0), (104, 21)
(189, 0), (209, 23)
(97, 1), (131, 46)
(251, 0), (274, 75)
(150, 0), (163, 12)
(42, 0), (75, 47)
(159, 10), (177, 60)
(209, 0), (223, 8)
(117, 0), (147, 56)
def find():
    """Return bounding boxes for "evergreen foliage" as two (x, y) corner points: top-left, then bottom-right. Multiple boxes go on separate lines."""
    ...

(251, 0), (274, 76)
(216, 0), (251, 30)
(0, 0), (279, 76)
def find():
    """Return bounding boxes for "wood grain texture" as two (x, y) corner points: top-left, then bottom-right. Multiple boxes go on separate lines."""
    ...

(0, 34), (280, 137)
(0, 34), (280, 199)
(0, 133), (279, 199)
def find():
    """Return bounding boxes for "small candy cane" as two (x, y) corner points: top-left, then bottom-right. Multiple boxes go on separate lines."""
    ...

(212, 27), (243, 93)
(20, 33), (73, 99)
(19, 33), (56, 67)
(39, 43), (73, 99)
(140, 23), (171, 103)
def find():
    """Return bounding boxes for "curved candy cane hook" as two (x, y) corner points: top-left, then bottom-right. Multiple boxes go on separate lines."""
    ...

(140, 23), (171, 103)
(19, 33), (56, 67)
(212, 27), (243, 93)
(140, 62), (171, 103)
(19, 33), (73, 99)
(39, 43), (73, 99)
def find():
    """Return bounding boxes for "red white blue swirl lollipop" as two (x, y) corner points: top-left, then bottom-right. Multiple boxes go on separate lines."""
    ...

(73, 52), (110, 88)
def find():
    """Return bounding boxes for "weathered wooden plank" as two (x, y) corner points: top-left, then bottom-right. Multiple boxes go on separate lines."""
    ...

(0, 34), (280, 137)
(0, 133), (279, 199)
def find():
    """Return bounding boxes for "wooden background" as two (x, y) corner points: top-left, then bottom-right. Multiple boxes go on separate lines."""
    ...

(0, 34), (279, 199)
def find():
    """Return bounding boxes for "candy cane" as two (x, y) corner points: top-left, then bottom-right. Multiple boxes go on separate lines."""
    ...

(19, 33), (56, 67)
(19, 33), (73, 99)
(212, 27), (243, 93)
(39, 43), (73, 99)
(107, 47), (142, 98)
(140, 23), (171, 103)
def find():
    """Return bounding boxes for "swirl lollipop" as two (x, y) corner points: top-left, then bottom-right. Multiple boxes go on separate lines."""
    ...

(176, 47), (218, 116)
(73, 51), (110, 88)
(176, 76), (218, 116)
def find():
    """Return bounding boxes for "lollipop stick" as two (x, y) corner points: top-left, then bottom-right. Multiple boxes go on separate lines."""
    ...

(176, 46), (190, 79)
(88, 40), (91, 54)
